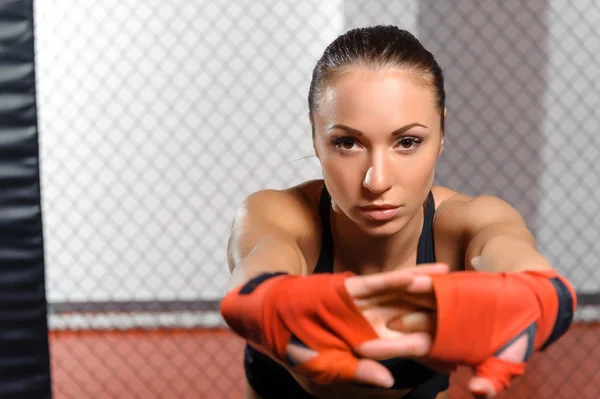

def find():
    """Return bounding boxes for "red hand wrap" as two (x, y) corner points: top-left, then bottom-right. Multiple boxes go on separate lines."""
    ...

(220, 272), (378, 384)
(474, 357), (526, 393)
(428, 269), (576, 393)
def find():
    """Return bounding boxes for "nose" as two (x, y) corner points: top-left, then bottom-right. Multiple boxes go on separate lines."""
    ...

(363, 150), (393, 194)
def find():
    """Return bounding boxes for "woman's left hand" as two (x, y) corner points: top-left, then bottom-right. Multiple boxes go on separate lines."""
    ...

(350, 269), (529, 399)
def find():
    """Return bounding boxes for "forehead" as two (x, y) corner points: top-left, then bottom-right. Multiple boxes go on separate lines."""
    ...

(317, 67), (438, 128)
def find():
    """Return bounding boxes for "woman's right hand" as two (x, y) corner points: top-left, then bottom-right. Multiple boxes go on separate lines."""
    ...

(284, 263), (450, 388)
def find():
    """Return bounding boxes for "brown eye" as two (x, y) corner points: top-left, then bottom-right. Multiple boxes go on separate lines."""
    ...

(332, 137), (357, 150)
(397, 137), (423, 151)
(341, 138), (355, 149)
(399, 138), (415, 149)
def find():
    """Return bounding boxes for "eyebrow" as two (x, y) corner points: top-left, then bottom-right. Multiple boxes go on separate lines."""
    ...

(326, 122), (428, 136)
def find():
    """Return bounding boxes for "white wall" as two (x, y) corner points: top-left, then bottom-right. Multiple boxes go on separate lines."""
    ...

(35, 0), (341, 302)
(343, 0), (418, 32)
(416, 0), (600, 290)
(538, 1), (600, 290)
(36, 0), (599, 305)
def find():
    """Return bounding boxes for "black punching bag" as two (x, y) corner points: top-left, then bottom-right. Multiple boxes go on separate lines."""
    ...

(0, 0), (52, 397)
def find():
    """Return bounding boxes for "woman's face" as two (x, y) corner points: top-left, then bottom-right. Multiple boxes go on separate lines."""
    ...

(312, 67), (444, 237)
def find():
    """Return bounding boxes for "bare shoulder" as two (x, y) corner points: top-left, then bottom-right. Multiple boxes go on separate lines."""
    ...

(233, 180), (320, 231)
(431, 186), (530, 271)
(431, 186), (527, 231)
(431, 185), (471, 210)
(284, 180), (324, 267)
(228, 180), (323, 270)
(290, 179), (325, 209)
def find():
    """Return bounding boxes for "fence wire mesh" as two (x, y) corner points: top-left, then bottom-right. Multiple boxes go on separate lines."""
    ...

(34, 0), (599, 398)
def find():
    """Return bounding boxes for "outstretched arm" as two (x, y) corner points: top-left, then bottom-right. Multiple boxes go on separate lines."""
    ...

(434, 193), (551, 273)
(226, 189), (315, 291)
(223, 188), (415, 388)
(355, 192), (576, 398)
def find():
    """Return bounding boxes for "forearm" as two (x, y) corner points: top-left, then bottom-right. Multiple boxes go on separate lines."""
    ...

(465, 226), (552, 273)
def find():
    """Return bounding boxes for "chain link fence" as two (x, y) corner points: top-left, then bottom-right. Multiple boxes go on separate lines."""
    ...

(34, 0), (599, 398)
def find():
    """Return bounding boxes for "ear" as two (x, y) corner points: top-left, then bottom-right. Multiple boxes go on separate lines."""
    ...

(309, 112), (319, 157)
(439, 108), (447, 155)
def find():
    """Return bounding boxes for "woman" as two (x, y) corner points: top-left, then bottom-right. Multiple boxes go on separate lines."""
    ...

(220, 26), (575, 399)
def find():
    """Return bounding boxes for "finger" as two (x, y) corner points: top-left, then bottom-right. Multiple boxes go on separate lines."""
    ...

(467, 334), (529, 398)
(468, 333), (529, 397)
(346, 263), (448, 299)
(404, 275), (434, 293)
(360, 307), (409, 338)
(354, 289), (437, 314)
(286, 342), (318, 365)
(293, 350), (394, 388)
(471, 356), (526, 399)
(355, 332), (432, 360)
(353, 358), (395, 388)
(400, 263), (450, 275)
(387, 312), (435, 333)
(346, 271), (415, 299)
(468, 376), (496, 398)
(407, 262), (450, 275)
(401, 264), (448, 293)
(360, 309), (434, 338)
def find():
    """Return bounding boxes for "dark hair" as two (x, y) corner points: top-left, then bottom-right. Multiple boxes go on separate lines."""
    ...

(308, 25), (445, 134)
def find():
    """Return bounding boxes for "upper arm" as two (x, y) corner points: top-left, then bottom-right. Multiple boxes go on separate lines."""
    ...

(433, 191), (536, 270)
(226, 188), (319, 289)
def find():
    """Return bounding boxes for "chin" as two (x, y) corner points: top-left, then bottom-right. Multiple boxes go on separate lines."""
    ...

(357, 218), (404, 237)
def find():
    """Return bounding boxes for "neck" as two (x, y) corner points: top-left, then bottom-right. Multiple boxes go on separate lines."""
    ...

(331, 206), (424, 275)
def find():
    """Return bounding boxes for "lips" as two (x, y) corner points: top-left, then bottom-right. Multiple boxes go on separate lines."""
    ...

(359, 205), (401, 221)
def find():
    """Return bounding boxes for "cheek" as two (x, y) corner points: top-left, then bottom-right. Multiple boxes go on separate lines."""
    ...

(319, 155), (366, 208)
(396, 151), (438, 189)
(321, 156), (362, 193)
(318, 145), (364, 180)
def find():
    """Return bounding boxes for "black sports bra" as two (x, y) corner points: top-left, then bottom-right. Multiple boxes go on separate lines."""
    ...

(243, 185), (450, 398)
